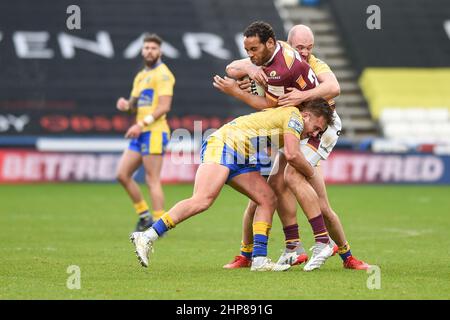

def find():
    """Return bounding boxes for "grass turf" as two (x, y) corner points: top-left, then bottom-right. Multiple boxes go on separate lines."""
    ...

(0, 183), (449, 299)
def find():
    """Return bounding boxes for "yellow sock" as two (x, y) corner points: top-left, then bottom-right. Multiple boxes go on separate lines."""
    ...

(253, 221), (271, 236)
(338, 242), (351, 254)
(240, 241), (253, 259)
(160, 213), (176, 229)
(252, 221), (271, 257)
(134, 200), (149, 215)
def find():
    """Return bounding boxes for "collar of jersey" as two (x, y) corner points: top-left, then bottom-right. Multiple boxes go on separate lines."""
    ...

(263, 42), (281, 67)
(144, 60), (163, 71)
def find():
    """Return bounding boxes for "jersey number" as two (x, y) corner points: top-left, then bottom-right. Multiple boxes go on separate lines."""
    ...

(308, 68), (319, 86)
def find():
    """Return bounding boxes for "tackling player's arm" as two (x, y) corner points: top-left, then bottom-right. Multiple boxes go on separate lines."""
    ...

(213, 75), (277, 110)
(278, 71), (340, 107)
(283, 133), (315, 178)
(226, 58), (268, 87)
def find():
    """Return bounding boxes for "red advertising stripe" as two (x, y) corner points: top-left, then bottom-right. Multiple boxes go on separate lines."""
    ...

(0, 149), (199, 184)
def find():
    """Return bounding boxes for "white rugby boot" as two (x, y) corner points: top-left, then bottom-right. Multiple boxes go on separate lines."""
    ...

(303, 241), (334, 272)
(276, 246), (309, 266)
(130, 232), (153, 267)
(251, 256), (291, 272)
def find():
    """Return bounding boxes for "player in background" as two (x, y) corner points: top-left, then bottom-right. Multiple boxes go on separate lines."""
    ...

(223, 24), (369, 270)
(116, 34), (175, 232)
(214, 21), (335, 271)
(130, 99), (335, 271)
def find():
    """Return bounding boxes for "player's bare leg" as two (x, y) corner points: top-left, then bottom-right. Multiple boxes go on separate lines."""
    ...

(283, 164), (334, 271)
(308, 166), (346, 246)
(268, 154), (308, 266)
(166, 163), (229, 224)
(308, 166), (369, 270)
(223, 199), (255, 268)
(142, 154), (165, 220)
(269, 154), (298, 227)
(116, 149), (153, 231)
(131, 163), (229, 267)
(224, 153), (307, 269)
(242, 201), (256, 245)
(228, 172), (289, 271)
(117, 149), (143, 202)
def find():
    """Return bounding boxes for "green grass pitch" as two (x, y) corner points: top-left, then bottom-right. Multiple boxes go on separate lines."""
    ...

(1, 183), (449, 299)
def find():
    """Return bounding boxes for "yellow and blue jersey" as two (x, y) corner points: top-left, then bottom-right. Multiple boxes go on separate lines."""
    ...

(130, 61), (175, 133)
(128, 61), (174, 155)
(201, 107), (304, 180)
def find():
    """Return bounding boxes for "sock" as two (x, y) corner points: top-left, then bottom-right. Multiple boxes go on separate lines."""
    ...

(151, 212), (176, 237)
(143, 228), (159, 242)
(308, 214), (330, 244)
(252, 221), (271, 257)
(240, 242), (253, 259)
(283, 224), (301, 250)
(153, 210), (165, 221)
(134, 200), (150, 219)
(338, 242), (352, 261)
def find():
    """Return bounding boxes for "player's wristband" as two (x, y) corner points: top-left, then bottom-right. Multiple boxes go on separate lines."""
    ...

(143, 115), (155, 126)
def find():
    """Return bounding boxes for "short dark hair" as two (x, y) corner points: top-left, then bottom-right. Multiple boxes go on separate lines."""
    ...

(299, 98), (335, 126)
(143, 33), (162, 46)
(243, 21), (276, 43)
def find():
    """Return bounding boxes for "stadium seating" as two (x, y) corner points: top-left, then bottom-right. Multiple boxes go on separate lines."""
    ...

(360, 69), (450, 144)
(327, 0), (450, 150)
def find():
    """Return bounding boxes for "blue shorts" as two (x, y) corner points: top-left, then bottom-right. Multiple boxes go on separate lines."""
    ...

(200, 137), (261, 181)
(128, 131), (170, 155)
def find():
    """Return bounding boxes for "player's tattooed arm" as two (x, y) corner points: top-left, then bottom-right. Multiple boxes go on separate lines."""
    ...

(213, 75), (273, 110)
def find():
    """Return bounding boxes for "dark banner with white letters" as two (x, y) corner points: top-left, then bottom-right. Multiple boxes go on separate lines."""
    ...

(0, 0), (285, 136)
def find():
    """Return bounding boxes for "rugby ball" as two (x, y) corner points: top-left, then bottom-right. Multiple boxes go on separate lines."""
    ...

(242, 75), (265, 96)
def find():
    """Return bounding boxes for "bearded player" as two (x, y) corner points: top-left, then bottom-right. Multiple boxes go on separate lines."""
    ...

(116, 34), (175, 232)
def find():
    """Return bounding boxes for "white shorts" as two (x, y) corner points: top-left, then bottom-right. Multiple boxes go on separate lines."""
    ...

(281, 111), (342, 167)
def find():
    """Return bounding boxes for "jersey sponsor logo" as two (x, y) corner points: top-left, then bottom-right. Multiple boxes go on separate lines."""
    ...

(141, 143), (148, 153)
(288, 117), (303, 134)
(269, 70), (277, 77)
(138, 89), (154, 106)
